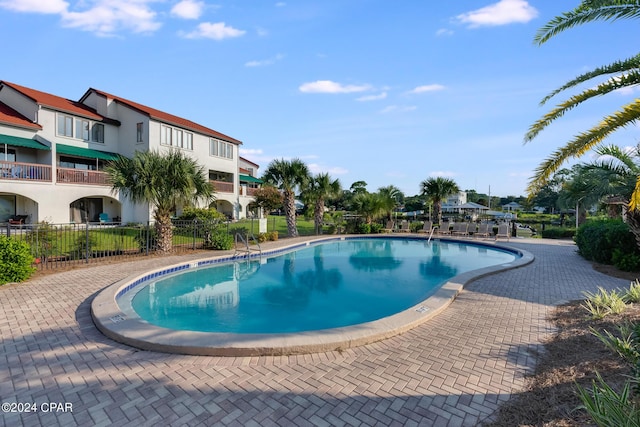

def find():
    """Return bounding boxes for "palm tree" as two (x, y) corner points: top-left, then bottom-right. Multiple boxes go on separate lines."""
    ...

(105, 149), (213, 252)
(262, 158), (310, 237)
(351, 192), (386, 225)
(302, 173), (342, 234)
(420, 177), (460, 225)
(524, 1), (640, 202)
(378, 185), (404, 221)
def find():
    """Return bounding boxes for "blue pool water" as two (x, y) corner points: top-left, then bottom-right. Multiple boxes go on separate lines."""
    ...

(130, 238), (518, 333)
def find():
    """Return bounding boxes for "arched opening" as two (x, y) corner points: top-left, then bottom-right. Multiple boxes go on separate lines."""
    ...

(0, 192), (38, 224)
(211, 200), (234, 220)
(70, 196), (121, 223)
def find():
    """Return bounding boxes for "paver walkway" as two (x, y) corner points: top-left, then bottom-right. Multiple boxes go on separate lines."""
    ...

(0, 238), (629, 426)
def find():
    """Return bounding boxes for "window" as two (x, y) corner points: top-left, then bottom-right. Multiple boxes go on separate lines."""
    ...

(174, 129), (183, 148)
(209, 138), (233, 159)
(92, 123), (104, 143)
(57, 114), (73, 137)
(161, 125), (172, 146)
(76, 119), (90, 140)
(0, 147), (16, 162)
(184, 132), (193, 150)
(59, 156), (103, 171)
(136, 123), (143, 143)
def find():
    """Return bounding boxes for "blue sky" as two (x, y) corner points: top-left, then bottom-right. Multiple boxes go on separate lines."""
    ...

(1, 0), (638, 197)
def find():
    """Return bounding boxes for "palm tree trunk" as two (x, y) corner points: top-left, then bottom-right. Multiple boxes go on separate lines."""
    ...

(155, 214), (173, 253)
(626, 209), (640, 250)
(283, 191), (298, 237)
(433, 201), (442, 225)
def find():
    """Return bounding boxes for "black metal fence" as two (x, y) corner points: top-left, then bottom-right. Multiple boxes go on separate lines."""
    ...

(1, 220), (235, 271)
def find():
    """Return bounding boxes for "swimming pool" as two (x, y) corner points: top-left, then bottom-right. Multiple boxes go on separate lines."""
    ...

(130, 238), (517, 333)
(92, 236), (533, 356)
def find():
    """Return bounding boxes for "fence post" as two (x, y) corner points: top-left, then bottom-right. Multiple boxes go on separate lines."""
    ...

(5, 223), (9, 238)
(146, 222), (150, 256)
(193, 219), (197, 250)
(85, 221), (90, 263)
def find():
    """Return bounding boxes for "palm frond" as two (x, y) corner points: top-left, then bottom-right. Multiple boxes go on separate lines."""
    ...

(539, 56), (640, 105)
(535, 1), (640, 45)
(527, 99), (640, 195)
(630, 175), (640, 211)
(525, 70), (640, 142)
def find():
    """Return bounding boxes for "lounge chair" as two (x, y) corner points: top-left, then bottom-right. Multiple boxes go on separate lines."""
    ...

(8, 214), (28, 225)
(382, 220), (394, 233)
(438, 223), (452, 236)
(417, 220), (434, 234)
(452, 222), (469, 237)
(98, 213), (109, 223)
(495, 223), (510, 241)
(475, 223), (492, 239)
(396, 220), (411, 233)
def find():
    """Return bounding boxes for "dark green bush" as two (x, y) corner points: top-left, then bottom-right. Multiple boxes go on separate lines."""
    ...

(370, 223), (383, 234)
(575, 219), (640, 265)
(612, 249), (640, 272)
(356, 223), (371, 234)
(0, 236), (35, 285)
(209, 231), (234, 250)
(540, 226), (575, 239)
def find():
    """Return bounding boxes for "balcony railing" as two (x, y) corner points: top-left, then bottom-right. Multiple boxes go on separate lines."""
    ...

(240, 186), (259, 196)
(0, 161), (52, 182)
(211, 180), (234, 193)
(56, 167), (109, 185)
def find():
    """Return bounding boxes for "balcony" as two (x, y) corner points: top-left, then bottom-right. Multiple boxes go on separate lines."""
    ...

(240, 186), (259, 196)
(0, 161), (52, 182)
(211, 180), (234, 194)
(56, 167), (109, 185)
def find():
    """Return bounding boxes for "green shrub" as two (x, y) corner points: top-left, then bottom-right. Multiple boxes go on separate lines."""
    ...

(356, 223), (371, 234)
(370, 223), (383, 234)
(177, 207), (227, 222)
(540, 226), (575, 239)
(25, 221), (58, 261)
(0, 236), (36, 285)
(209, 231), (234, 250)
(612, 249), (640, 272)
(575, 219), (639, 264)
(582, 287), (627, 319)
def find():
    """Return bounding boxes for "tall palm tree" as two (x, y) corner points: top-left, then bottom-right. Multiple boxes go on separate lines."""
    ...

(420, 177), (460, 225)
(105, 149), (213, 252)
(262, 158), (310, 237)
(302, 173), (342, 234)
(378, 185), (404, 221)
(524, 0), (640, 202)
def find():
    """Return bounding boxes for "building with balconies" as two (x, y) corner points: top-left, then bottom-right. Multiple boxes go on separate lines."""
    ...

(0, 81), (259, 224)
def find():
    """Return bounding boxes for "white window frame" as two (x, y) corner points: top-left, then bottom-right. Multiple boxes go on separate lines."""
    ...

(161, 125), (172, 146)
(57, 114), (73, 137)
(91, 123), (105, 143)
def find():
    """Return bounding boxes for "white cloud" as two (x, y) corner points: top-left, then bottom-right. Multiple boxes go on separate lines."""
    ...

(356, 92), (387, 102)
(455, 0), (538, 28)
(239, 148), (264, 156)
(407, 84), (445, 94)
(308, 163), (349, 175)
(380, 105), (417, 114)
(436, 28), (453, 37)
(182, 21), (245, 40)
(245, 53), (284, 67)
(0, 0), (68, 14)
(275, 2), (286, 7)
(171, 0), (204, 20)
(61, 0), (161, 36)
(299, 80), (371, 94)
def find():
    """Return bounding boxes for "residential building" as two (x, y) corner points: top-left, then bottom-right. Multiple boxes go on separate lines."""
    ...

(0, 81), (258, 224)
(441, 191), (468, 214)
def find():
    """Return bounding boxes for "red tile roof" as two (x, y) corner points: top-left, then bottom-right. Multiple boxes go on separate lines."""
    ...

(0, 101), (41, 130)
(85, 88), (243, 145)
(1, 81), (107, 122)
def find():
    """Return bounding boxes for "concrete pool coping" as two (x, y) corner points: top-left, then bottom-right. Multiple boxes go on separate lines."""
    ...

(91, 235), (534, 356)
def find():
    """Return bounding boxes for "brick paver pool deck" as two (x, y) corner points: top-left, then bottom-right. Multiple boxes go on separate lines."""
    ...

(0, 237), (630, 426)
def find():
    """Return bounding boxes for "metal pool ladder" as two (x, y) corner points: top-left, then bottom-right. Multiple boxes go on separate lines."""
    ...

(427, 226), (436, 243)
(234, 232), (262, 258)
